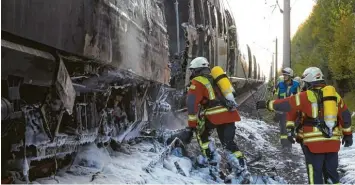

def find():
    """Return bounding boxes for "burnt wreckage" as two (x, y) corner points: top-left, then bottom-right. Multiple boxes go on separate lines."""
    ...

(1, 0), (264, 182)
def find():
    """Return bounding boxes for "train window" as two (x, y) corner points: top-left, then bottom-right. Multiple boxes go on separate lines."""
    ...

(223, 17), (227, 35)
(225, 11), (233, 27)
(217, 9), (223, 36)
(203, 0), (209, 25)
(210, 6), (216, 28)
(194, 0), (202, 25)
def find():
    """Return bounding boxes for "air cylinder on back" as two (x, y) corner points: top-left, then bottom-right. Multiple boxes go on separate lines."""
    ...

(210, 66), (237, 105)
(322, 86), (338, 137)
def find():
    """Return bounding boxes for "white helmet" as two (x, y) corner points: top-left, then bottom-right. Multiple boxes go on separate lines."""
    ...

(282, 67), (294, 77)
(294, 76), (301, 83)
(301, 67), (324, 82)
(189, 57), (209, 69)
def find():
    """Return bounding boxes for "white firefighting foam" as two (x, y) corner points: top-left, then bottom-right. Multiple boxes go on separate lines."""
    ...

(32, 117), (355, 184)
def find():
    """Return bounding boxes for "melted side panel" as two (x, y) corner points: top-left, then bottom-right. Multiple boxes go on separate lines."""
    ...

(1, 0), (170, 84)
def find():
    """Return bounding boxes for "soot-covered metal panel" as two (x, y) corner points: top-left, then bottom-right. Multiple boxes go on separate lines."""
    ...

(1, 40), (56, 87)
(1, 0), (170, 84)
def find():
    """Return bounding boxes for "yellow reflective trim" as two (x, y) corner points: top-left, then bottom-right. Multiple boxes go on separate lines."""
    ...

(193, 76), (216, 100)
(280, 135), (288, 139)
(268, 100), (275, 111)
(205, 107), (228, 115)
(303, 136), (341, 143)
(189, 84), (196, 90)
(306, 90), (317, 103)
(342, 127), (352, 132)
(295, 93), (301, 106)
(188, 114), (197, 121)
(200, 142), (209, 150)
(311, 103), (318, 118)
(308, 164), (314, 184)
(286, 86), (292, 96)
(297, 133), (304, 138)
(286, 121), (295, 128)
(280, 93), (286, 99)
(206, 84), (216, 100)
(335, 93), (343, 108)
(196, 135), (207, 157)
(303, 131), (341, 138)
(313, 126), (319, 132)
(233, 151), (243, 158)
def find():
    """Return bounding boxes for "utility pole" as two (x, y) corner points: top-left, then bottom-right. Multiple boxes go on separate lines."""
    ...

(283, 0), (291, 68)
(274, 37), (278, 86)
(270, 55), (274, 82)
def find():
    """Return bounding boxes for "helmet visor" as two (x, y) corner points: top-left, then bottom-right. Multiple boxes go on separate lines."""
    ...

(282, 69), (291, 76)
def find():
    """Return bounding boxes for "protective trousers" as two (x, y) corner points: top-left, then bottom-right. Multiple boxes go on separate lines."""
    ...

(199, 120), (239, 155)
(303, 145), (339, 184)
(276, 112), (292, 148)
(300, 143), (331, 183)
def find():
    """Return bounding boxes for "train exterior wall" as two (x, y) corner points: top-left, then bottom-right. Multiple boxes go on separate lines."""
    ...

(1, 0), (170, 85)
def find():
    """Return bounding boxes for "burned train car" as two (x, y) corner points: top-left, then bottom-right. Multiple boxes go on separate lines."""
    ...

(166, 0), (264, 90)
(1, 0), (264, 182)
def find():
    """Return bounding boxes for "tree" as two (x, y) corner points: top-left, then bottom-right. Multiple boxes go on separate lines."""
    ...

(291, 0), (355, 89)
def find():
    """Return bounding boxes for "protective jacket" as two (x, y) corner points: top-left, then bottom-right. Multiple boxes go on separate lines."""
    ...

(186, 75), (241, 128)
(267, 85), (352, 153)
(274, 80), (300, 99)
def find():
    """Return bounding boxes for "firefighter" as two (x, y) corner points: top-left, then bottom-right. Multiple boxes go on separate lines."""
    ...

(273, 67), (301, 149)
(291, 76), (333, 184)
(186, 57), (252, 183)
(272, 75), (283, 95)
(294, 76), (302, 84)
(256, 67), (353, 184)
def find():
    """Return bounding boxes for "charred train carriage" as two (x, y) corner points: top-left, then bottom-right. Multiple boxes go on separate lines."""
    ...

(1, 0), (264, 182)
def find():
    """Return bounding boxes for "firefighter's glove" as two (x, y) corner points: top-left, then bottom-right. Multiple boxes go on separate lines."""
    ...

(342, 134), (353, 147)
(295, 137), (303, 144)
(256, 100), (267, 109)
(256, 100), (271, 110)
(287, 128), (295, 144)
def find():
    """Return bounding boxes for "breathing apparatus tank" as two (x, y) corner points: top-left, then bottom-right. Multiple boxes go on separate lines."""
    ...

(210, 66), (237, 108)
(322, 86), (338, 137)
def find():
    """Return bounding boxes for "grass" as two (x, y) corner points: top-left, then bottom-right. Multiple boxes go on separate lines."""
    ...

(343, 91), (355, 131)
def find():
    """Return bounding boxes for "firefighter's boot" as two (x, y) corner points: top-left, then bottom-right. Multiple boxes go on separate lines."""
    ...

(225, 150), (253, 184)
(207, 138), (222, 181)
(196, 138), (222, 182)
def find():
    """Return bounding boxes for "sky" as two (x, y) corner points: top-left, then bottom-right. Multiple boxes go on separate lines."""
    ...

(226, 0), (315, 80)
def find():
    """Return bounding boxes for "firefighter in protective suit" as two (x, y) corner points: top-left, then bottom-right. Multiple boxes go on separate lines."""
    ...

(256, 67), (353, 184)
(273, 68), (300, 149)
(186, 57), (252, 183)
(293, 85), (333, 184)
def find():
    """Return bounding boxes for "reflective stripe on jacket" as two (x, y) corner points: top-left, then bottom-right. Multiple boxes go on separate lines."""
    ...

(274, 80), (300, 99)
(186, 75), (241, 127)
(268, 85), (352, 153)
